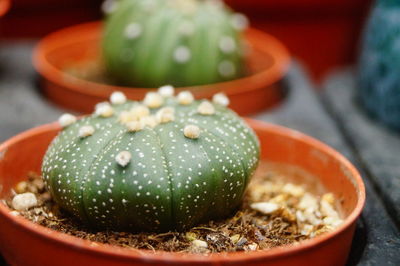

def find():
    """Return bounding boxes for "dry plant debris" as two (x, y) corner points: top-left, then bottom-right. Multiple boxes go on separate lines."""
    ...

(4, 167), (343, 254)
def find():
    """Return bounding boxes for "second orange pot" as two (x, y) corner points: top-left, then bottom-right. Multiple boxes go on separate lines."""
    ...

(33, 22), (290, 115)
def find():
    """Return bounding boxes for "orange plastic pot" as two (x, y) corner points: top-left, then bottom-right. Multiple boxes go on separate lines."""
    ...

(225, 0), (371, 81)
(0, 0), (10, 17)
(33, 22), (290, 116)
(0, 119), (365, 266)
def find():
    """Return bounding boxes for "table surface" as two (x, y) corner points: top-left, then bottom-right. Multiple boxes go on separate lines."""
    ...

(0, 42), (399, 266)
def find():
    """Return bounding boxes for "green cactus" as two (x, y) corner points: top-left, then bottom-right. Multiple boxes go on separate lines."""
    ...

(102, 0), (248, 88)
(42, 88), (260, 232)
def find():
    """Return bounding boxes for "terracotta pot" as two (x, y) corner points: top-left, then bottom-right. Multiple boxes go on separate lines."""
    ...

(0, 119), (365, 266)
(225, 0), (366, 11)
(225, 0), (371, 81)
(0, 0), (10, 17)
(33, 22), (290, 116)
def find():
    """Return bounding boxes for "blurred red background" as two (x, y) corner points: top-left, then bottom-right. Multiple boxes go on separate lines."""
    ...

(0, 0), (372, 81)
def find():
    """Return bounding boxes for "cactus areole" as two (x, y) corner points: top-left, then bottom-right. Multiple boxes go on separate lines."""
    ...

(42, 89), (260, 232)
(102, 0), (248, 88)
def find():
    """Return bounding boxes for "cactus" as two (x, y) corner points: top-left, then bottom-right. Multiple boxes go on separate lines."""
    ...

(102, 0), (248, 88)
(42, 88), (260, 232)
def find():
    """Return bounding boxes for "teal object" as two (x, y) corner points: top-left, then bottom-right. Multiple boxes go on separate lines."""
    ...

(358, 0), (400, 130)
(102, 0), (247, 88)
(42, 90), (260, 232)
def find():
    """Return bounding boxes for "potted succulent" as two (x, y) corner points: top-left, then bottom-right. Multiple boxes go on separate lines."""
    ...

(33, 0), (290, 115)
(0, 90), (365, 265)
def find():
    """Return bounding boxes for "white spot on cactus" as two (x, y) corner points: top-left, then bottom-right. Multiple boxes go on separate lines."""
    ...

(156, 107), (175, 124)
(179, 21), (195, 36)
(115, 151), (131, 167)
(158, 85), (175, 97)
(124, 23), (142, 40)
(219, 36), (236, 54)
(218, 60), (236, 77)
(212, 93), (230, 106)
(231, 13), (249, 30)
(58, 113), (77, 127)
(126, 120), (144, 132)
(184, 125), (200, 139)
(173, 46), (191, 64)
(197, 101), (215, 115)
(144, 92), (164, 108)
(177, 91), (194, 105)
(95, 102), (114, 117)
(129, 105), (151, 120)
(101, 0), (118, 14)
(12, 192), (38, 211)
(110, 91), (127, 105)
(141, 116), (158, 128)
(250, 202), (280, 214)
(78, 125), (95, 138)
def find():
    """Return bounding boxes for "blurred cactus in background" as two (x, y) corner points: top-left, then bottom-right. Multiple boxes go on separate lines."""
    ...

(358, 0), (400, 130)
(102, 0), (247, 88)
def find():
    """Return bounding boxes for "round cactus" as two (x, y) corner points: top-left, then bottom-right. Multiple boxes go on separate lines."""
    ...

(42, 88), (260, 232)
(102, 0), (248, 88)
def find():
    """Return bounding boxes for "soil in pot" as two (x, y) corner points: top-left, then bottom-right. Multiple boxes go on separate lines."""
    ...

(4, 161), (343, 254)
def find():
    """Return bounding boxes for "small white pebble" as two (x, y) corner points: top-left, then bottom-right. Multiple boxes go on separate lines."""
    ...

(184, 125), (200, 139)
(10, 210), (19, 216)
(231, 13), (249, 30)
(321, 193), (336, 205)
(115, 151), (131, 167)
(177, 91), (194, 105)
(219, 36), (236, 54)
(247, 243), (258, 251)
(212, 93), (230, 106)
(300, 224), (314, 236)
(299, 193), (318, 211)
(250, 202), (280, 214)
(78, 125), (95, 138)
(143, 92), (164, 109)
(197, 101), (215, 115)
(158, 85), (175, 97)
(323, 216), (343, 228)
(12, 193), (37, 211)
(126, 120), (144, 132)
(110, 91), (127, 105)
(95, 103), (114, 118)
(282, 183), (305, 197)
(124, 23), (142, 40)
(58, 113), (77, 127)
(320, 199), (340, 219)
(173, 46), (191, 63)
(192, 239), (208, 248)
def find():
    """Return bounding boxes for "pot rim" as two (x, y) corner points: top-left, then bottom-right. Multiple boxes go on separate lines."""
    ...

(0, 0), (10, 17)
(32, 21), (290, 97)
(0, 119), (365, 263)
